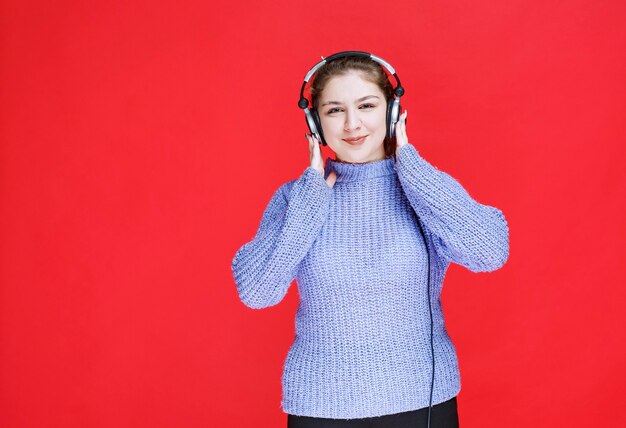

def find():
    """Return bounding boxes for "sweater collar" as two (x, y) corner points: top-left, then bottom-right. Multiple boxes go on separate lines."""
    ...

(324, 155), (397, 183)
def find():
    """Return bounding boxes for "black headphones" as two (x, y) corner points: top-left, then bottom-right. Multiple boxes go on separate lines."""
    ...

(297, 51), (405, 146)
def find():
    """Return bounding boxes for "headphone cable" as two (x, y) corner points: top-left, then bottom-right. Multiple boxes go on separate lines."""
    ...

(415, 219), (434, 428)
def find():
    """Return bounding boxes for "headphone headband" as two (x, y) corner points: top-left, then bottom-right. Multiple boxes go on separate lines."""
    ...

(298, 51), (404, 110)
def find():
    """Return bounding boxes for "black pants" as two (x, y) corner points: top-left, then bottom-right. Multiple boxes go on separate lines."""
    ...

(287, 396), (459, 428)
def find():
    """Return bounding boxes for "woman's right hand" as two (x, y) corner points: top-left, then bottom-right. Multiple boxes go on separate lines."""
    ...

(306, 133), (336, 188)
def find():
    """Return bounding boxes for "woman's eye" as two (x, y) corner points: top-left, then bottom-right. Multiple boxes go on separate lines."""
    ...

(326, 104), (375, 114)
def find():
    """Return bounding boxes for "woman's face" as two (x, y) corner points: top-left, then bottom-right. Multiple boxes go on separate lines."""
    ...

(318, 71), (387, 163)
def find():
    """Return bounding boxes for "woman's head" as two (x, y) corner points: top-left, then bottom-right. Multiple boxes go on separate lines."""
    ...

(310, 56), (396, 163)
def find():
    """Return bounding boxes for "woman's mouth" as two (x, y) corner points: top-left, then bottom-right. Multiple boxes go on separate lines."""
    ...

(343, 135), (367, 145)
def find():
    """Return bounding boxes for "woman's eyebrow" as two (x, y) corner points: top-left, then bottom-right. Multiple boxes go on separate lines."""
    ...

(321, 95), (380, 107)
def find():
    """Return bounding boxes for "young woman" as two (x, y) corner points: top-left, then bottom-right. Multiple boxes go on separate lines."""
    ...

(231, 52), (509, 428)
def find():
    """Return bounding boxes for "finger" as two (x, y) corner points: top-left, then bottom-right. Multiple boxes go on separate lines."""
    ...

(306, 134), (315, 161)
(310, 135), (322, 166)
(313, 135), (321, 157)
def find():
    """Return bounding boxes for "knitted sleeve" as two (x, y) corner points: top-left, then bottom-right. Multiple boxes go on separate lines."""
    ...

(395, 143), (509, 273)
(231, 167), (332, 309)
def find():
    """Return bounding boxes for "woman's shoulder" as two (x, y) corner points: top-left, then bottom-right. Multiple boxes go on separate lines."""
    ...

(267, 177), (297, 204)
(271, 167), (326, 203)
(278, 178), (298, 200)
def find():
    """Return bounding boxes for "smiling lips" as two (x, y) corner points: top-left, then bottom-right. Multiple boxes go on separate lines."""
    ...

(343, 135), (367, 145)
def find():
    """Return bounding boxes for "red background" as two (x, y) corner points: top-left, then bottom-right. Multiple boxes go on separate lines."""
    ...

(1, 1), (625, 427)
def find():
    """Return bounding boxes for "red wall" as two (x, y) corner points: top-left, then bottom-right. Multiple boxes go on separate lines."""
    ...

(1, 1), (625, 427)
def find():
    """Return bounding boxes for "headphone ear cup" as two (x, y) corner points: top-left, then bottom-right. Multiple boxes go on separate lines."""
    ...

(387, 98), (401, 140)
(386, 100), (393, 140)
(311, 109), (327, 146)
(305, 109), (317, 137)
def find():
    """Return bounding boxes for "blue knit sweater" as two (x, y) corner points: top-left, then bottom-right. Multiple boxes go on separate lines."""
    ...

(231, 143), (509, 419)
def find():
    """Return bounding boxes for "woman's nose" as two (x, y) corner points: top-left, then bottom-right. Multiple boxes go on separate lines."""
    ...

(344, 109), (361, 131)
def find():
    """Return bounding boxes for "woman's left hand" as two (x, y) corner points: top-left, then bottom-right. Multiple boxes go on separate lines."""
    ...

(395, 110), (408, 154)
